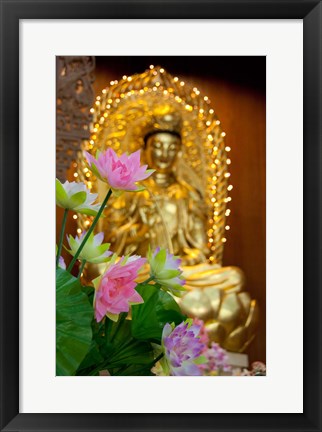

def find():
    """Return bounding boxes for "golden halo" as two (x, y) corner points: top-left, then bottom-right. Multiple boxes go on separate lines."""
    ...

(76, 65), (232, 264)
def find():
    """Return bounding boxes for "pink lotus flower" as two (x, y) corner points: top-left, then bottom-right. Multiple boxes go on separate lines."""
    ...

(85, 149), (154, 195)
(199, 342), (231, 375)
(93, 255), (146, 323)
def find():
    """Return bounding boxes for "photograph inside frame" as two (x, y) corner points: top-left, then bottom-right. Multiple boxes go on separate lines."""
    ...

(56, 56), (266, 377)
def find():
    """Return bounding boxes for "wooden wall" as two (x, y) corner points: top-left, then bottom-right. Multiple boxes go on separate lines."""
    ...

(58, 56), (266, 365)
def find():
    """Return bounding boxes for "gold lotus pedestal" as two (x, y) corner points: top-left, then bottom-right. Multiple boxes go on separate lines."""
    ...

(75, 65), (259, 358)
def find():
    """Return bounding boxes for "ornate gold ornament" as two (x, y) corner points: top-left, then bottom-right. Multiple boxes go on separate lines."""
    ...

(75, 65), (259, 353)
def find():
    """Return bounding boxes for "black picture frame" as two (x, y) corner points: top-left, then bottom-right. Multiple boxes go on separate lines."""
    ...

(0, 1), (321, 431)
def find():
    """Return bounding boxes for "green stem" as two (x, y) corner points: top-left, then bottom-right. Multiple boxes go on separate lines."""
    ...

(56, 209), (68, 267)
(110, 313), (127, 343)
(143, 276), (154, 284)
(78, 259), (86, 279)
(67, 189), (112, 272)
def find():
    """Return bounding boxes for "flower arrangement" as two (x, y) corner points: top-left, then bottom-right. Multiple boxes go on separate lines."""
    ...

(56, 148), (231, 376)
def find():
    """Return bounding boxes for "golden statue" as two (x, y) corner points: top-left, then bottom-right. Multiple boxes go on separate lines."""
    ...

(76, 66), (259, 353)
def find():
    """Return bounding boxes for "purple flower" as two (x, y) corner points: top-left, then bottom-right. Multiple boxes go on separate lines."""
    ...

(160, 320), (207, 376)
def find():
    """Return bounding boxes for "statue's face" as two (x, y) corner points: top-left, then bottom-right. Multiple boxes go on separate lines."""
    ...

(145, 132), (181, 173)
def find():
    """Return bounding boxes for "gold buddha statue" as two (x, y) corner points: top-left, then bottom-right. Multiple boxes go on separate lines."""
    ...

(76, 66), (259, 353)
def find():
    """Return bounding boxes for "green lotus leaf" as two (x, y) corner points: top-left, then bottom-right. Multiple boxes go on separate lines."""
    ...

(131, 283), (185, 343)
(103, 318), (154, 375)
(56, 268), (93, 376)
(77, 315), (155, 376)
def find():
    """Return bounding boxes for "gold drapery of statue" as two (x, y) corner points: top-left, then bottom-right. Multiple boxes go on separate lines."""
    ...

(75, 66), (259, 353)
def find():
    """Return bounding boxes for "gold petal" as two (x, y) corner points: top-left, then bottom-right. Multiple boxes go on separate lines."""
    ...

(204, 287), (222, 318)
(224, 326), (247, 352)
(217, 293), (242, 334)
(180, 289), (213, 321)
(245, 300), (260, 339)
(205, 320), (226, 345)
(238, 291), (251, 318)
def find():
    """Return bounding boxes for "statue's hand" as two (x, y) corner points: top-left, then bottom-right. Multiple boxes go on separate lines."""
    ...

(139, 204), (158, 225)
(182, 248), (206, 266)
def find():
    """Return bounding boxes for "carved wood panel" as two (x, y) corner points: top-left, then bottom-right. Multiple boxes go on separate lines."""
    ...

(56, 56), (95, 180)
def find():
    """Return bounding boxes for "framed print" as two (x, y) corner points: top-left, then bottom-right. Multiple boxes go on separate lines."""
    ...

(0, 1), (321, 431)
(54, 55), (266, 379)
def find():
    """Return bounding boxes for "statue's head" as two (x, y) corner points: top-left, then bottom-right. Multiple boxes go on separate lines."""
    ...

(144, 111), (182, 174)
(144, 131), (181, 173)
